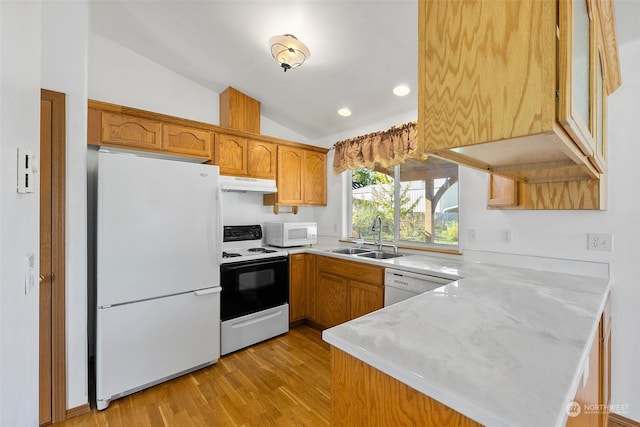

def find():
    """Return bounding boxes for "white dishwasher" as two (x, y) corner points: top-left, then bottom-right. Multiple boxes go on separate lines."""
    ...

(384, 268), (455, 307)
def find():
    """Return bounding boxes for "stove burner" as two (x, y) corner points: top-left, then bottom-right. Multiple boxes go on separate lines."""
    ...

(247, 247), (277, 254)
(222, 251), (241, 258)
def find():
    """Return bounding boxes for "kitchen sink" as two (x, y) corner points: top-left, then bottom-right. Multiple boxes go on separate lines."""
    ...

(357, 251), (404, 259)
(328, 248), (373, 255)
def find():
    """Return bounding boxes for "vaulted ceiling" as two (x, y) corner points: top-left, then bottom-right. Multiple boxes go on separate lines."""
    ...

(90, 0), (640, 143)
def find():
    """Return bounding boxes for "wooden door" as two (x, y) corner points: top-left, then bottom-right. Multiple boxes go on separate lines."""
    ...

(216, 133), (248, 175)
(39, 89), (66, 425)
(348, 281), (383, 320)
(247, 140), (276, 179)
(317, 271), (349, 328)
(276, 146), (304, 204)
(289, 254), (306, 322)
(303, 150), (327, 205)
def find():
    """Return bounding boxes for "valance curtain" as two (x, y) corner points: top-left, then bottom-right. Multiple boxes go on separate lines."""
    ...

(332, 121), (419, 174)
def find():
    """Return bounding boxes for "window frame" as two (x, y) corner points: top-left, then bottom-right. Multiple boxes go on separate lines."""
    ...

(347, 162), (459, 251)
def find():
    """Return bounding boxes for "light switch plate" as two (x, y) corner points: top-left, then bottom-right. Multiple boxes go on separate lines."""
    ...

(17, 148), (35, 193)
(24, 253), (35, 294)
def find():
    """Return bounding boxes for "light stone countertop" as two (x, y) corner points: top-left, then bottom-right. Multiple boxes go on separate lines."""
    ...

(289, 244), (610, 427)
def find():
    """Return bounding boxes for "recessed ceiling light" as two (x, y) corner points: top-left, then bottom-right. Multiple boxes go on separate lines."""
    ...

(393, 85), (410, 96)
(337, 108), (352, 117)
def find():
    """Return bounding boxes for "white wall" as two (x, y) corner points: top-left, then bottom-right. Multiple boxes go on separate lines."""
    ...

(41, 0), (90, 411)
(320, 41), (640, 422)
(0, 2), (42, 425)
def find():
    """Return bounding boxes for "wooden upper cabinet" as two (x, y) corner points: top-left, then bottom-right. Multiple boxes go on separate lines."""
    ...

(215, 134), (276, 179)
(88, 101), (212, 161)
(558, 0), (595, 158)
(247, 140), (276, 179)
(98, 111), (162, 151)
(219, 87), (260, 134)
(418, 0), (620, 185)
(162, 124), (212, 158)
(488, 174), (520, 208)
(215, 133), (248, 176)
(303, 150), (327, 205)
(264, 145), (327, 208)
(276, 145), (305, 205)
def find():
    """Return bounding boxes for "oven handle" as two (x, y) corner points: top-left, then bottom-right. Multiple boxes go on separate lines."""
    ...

(220, 257), (288, 272)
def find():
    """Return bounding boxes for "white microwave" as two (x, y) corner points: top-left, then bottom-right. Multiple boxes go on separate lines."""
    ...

(265, 222), (317, 247)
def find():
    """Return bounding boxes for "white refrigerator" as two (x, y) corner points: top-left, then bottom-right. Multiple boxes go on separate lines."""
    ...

(95, 152), (221, 410)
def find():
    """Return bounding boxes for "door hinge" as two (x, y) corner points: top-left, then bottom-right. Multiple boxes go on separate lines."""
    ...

(555, 90), (560, 101)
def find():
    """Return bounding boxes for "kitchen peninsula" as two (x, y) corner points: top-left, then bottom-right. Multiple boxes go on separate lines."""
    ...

(319, 252), (610, 427)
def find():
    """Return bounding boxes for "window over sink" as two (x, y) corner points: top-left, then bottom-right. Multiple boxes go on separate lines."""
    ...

(349, 157), (459, 249)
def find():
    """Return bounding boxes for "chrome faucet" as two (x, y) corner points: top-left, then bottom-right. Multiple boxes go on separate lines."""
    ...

(371, 215), (383, 251)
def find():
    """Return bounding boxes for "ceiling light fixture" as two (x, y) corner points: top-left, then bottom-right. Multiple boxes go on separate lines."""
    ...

(337, 108), (352, 117)
(268, 34), (310, 72)
(393, 85), (411, 96)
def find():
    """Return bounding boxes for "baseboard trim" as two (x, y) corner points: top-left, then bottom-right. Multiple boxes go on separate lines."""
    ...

(610, 413), (640, 427)
(65, 403), (91, 419)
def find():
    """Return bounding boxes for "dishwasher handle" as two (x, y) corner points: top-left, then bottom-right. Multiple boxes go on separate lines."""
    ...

(385, 268), (456, 284)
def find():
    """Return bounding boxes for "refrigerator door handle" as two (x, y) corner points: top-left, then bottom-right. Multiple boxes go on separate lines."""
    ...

(194, 287), (222, 296)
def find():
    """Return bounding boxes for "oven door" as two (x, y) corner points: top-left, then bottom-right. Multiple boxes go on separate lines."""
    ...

(220, 256), (289, 321)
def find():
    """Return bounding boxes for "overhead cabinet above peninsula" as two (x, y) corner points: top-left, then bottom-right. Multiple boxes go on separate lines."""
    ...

(418, 0), (621, 209)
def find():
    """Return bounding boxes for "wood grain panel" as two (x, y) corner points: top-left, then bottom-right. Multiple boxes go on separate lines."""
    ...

(521, 179), (602, 210)
(303, 150), (327, 205)
(219, 86), (260, 134)
(348, 281), (383, 320)
(316, 256), (384, 287)
(216, 133), (247, 176)
(289, 254), (306, 323)
(317, 272), (349, 328)
(419, 0), (556, 152)
(101, 112), (162, 150)
(247, 140), (276, 179)
(162, 124), (212, 158)
(595, 0), (621, 94)
(488, 174), (519, 207)
(276, 145), (304, 204)
(331, 347), (482, 427)
(305, 254), (318, 322)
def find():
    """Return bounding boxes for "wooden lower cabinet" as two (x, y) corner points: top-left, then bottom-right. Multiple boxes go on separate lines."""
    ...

(566, 292), (611, 427)
(314, 256), (384, 329)
(331, 347), (481, 427)
(289, 253), (306, 323)
(305, 254), (318, 322)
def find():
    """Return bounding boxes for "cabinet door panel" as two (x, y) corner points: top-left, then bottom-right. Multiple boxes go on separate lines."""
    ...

(101, 112), (162, 150)
(305, 255), (318, 322)
(304, 151), (327, 205)
(277, 146), (304, 204)
(248, 140), (276, 179)
(317, 272), (348, 328)
(488, 174), (519, 207)
(349, 281), (383, 320)
(558, 0), (596, 157)
(289, 254), (306, 322)
(162, 124), (212, 158)
(216, 134), (247, 176)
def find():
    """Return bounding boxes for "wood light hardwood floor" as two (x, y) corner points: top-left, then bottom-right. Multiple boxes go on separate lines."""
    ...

(54, 325), (329, 427)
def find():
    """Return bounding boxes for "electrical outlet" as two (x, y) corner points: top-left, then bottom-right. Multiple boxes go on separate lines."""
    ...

(501, 229), (512, 244)
(587, 233), (613, 252)
(467, 228), (477, 243)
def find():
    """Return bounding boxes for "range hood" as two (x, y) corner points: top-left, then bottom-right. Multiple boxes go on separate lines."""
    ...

(219, 175), (277, 193)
